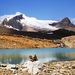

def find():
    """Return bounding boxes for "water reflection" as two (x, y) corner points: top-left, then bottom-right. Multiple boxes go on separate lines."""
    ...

(0, 48), (75, 64)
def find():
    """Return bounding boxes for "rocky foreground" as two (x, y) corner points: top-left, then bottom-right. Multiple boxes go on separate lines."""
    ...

(0, 60), (75, 75)
(39, 61), (75, 75)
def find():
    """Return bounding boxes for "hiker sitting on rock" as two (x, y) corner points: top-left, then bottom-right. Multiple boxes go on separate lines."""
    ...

(29, 54), (38, 62)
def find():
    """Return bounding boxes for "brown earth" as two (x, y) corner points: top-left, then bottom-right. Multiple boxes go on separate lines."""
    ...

(0, 35), (57, 48)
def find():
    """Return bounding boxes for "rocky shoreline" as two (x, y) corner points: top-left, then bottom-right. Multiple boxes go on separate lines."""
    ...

(39, 61), (75, 75)
(0, 60), (75, 75)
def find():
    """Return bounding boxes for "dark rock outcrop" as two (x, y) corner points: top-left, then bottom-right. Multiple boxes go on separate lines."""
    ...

(1, 14), (23, 31)
(12, 14), (23, 21)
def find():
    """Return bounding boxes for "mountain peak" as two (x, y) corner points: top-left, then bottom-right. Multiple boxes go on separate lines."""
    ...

(12, 14), (23, 21)
(61, 17), (71, 25)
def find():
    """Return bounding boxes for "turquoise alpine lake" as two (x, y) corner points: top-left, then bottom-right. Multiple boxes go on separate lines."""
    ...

(0, 48), (75, 64)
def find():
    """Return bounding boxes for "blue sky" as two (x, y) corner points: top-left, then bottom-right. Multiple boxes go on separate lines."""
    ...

(0, 0), (75, 20)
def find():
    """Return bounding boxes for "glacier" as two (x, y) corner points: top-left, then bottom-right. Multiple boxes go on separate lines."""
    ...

(0, 12), (59, 32)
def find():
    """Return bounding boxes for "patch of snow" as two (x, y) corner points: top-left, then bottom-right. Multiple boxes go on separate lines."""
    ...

(71, 18), (75, 25)
(0, 15), (15, 22)
(20, 17), (59, 32)
(4, 25), (19, 31)
(0, 12), (22, 23)
(6, 64), (15, 69)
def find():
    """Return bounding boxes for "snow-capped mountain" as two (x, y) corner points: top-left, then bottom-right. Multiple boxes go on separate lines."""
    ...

(0, 12), (75, 32)
(0, 12), (58, 32)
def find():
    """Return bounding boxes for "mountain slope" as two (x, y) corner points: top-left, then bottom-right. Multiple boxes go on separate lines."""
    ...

(0, 12), (75, 48)
(0, 25), (74, 48)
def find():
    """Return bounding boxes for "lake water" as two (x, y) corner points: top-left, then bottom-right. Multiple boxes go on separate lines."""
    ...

(0, 48), (75, 64)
